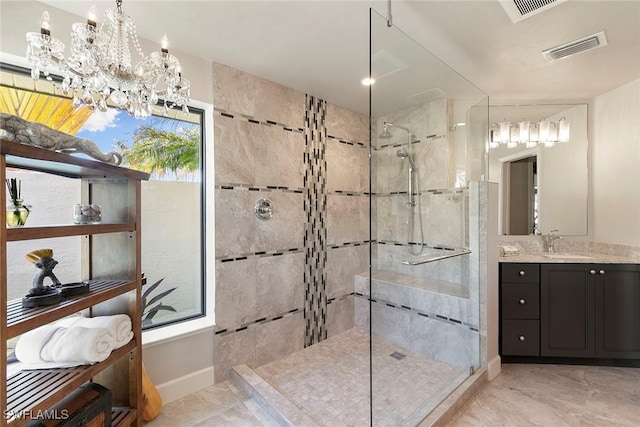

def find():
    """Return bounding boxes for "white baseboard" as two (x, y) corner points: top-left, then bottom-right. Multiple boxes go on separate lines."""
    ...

(156, 366), (215, 404)
(487, 355), (501, 381)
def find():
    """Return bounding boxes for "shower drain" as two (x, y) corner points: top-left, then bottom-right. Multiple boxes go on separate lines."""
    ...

(390, 351), (406, 360)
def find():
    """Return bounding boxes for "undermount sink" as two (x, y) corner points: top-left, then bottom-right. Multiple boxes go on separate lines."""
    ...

(544, 253), (594, 259)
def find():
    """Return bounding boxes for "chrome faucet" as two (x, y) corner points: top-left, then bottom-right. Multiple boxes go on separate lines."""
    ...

(544, 229), (561, 254)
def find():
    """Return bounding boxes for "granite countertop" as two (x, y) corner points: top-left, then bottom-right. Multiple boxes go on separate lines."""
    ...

(500, 252), (640, 264)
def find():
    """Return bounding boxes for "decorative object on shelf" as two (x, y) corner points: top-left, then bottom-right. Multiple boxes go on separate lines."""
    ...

(25, 382), (112, 427)
(141, 276), (176, 327)
(25, 0), (190, 118)
(23, 248), (62, 307)
(74, 203), (102, 224)
(5, 177), (30, 227)
(0, 113), (122, 164)
(22, 248), (90, 308)
(489, 116), (570, 149)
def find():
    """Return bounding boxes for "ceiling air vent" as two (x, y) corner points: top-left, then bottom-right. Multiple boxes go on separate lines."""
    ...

(499, 0), (567, 23)
(542, 31), (608, 62)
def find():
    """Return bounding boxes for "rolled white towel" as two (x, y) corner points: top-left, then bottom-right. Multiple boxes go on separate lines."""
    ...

(15, 325), (115, 366)
(14, 325), (60, 365)
(56, 314), (133, 349)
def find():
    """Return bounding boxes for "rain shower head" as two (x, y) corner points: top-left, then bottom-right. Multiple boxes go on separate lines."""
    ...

(379, 121), (413, 139)
(379, 123), (393, 139)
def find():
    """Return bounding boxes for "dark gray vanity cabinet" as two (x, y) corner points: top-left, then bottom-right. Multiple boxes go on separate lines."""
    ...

(501, 262), (640, 361)
(540, 264), (596, 357)
(595, 264), (640, 358)
(500, 263), (540, 356)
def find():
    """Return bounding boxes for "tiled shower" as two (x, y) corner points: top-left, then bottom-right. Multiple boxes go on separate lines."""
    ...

(211, 10), (490, 423)
(212, 62), (369, 382)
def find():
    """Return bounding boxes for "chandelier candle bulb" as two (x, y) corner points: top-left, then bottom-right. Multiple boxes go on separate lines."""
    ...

(40, 11), (50, 35)
(87, 5), (97, 27)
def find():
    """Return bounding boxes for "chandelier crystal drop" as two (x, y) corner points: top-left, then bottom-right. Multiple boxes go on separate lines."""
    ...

(26, 0), (190, 119)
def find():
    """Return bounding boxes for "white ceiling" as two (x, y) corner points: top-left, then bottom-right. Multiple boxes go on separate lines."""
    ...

(36, 0), (640, 115)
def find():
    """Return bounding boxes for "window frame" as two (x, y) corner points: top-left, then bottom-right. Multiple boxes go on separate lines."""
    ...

(0, 61), (215, 344)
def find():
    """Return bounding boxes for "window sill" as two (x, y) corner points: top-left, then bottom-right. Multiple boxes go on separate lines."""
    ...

(142, 315), (215, 348)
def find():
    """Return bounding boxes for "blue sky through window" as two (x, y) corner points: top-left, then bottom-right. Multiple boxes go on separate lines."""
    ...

(75, 108), (198, 154)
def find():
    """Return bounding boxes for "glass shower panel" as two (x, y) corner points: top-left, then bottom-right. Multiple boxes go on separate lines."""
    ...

(369, 9), (488, 425)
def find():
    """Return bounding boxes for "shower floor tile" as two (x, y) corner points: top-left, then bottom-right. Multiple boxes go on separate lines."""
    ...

(255, 328), (466, 426)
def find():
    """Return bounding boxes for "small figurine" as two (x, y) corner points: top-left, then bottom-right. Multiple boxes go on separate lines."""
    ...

(22, 249), (89, 308)
(23, 249), (62, 307)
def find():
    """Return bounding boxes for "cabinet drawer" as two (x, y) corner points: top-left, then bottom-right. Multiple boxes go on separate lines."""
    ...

(502, 263), (539, 283)
(502, 282), (540, 319)
(502, 319), (540, 356)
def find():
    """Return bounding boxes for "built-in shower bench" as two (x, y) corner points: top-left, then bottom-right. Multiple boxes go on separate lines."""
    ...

(354, 269), (478, 370)
(355, 269), (470, 323)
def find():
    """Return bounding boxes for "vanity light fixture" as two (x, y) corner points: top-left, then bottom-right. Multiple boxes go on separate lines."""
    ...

(499, 119), (511, 144)
(558, 117), (570, 142)
(490, 116), (569, 149)
(525, 123), (538, 148)
(518, 119), (530, 143)
(508, 125), (519, 148)
(489, 124), (500, 148)
(25, 0), (190, 118)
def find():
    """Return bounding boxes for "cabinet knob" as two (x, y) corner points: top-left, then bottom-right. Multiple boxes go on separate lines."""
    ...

(589, 270), (596, 275)
(519, 335), (526, 342)
(599, 270), (605, 275)
(518, 270), (526, 276)
(519, 299), (526, 305)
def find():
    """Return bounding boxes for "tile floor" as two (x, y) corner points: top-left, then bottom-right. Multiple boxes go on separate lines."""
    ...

(448, 363), (640, 426)
(256, 328), (465, 426)
(147, 341), (640, 427)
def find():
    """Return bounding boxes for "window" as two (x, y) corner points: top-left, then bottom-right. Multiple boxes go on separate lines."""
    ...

(0, 64), (206, 330)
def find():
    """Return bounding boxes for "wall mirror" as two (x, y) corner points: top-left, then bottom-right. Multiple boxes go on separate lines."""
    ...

(488, 104), (588, 236)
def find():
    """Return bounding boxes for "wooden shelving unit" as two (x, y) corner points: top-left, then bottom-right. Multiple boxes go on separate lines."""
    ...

(1, 139), (149, 427)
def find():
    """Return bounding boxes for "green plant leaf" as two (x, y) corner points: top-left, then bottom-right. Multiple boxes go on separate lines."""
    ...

(146, 287), (177, 307)
(142, 277), (165, 300)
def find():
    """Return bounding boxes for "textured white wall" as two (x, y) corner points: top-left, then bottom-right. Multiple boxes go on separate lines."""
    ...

(5, 173), (201, 319)
(592, 79), (640, 246)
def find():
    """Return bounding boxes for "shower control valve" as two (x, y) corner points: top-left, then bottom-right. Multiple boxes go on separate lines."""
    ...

(255, 199), (273, 220)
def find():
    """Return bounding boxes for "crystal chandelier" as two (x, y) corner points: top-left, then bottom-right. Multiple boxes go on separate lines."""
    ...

(26, 0), (190, 119)
(489, 117), (569, 149)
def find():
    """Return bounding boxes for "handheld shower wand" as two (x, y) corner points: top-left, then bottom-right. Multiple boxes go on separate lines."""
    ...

(378, 122), (424, 255)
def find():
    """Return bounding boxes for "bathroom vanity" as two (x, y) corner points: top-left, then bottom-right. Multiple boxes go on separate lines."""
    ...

(499, 254), (640, 363)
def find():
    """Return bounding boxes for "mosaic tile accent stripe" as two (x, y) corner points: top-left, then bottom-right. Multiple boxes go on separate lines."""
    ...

(213, 293), (355, 338)
(214, 108), (304, 133)
(354, 293), (479, 331)
(326, 134), (368, 148)
(214, 307), (305, 337)
(215, 248), (303, 262)
(376, 133), (445, 150)
(303, 95), (328, 347)
(215, 184), (304, 194)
